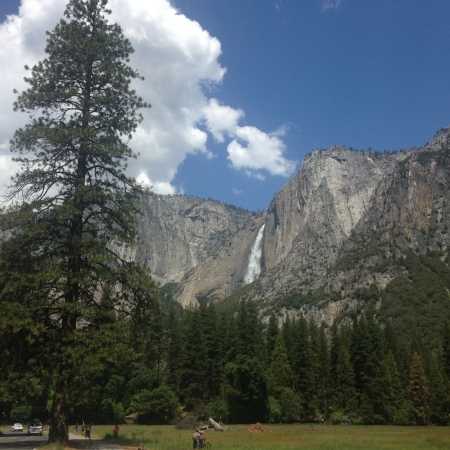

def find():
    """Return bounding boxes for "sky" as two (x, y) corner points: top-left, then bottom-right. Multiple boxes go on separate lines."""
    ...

(1, 0), (450, 211)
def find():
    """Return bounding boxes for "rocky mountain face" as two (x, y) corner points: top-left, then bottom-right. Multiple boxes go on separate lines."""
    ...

(130, 128), (450, 327)
(254, 129), (450, 323)
(116, 195), (264, 304)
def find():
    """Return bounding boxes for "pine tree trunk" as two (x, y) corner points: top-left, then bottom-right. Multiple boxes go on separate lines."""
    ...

(49, 364), (70, 443)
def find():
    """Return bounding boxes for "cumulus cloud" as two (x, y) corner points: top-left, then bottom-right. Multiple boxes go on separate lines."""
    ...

(204, 100), (296, 179)
(203, 98), (244, 143)
(0, 0), (296, 197)
(227, 126), (296, 179)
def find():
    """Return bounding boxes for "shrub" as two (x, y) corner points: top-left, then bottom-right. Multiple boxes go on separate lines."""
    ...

(279, 388), (302, 423)
(392, 401), (416, 426)
(135, 386), (180, 424)
(330, 411), (343, 425)
(267, 396), (282, 423)
(204, 398), (229, 423)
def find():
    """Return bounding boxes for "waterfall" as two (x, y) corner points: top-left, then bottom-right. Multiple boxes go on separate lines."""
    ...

(244, 224), (265, 284)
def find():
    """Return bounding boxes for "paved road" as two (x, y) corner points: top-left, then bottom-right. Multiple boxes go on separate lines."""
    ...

(0, 430), (46, 449)
(0, 430), (126, 449)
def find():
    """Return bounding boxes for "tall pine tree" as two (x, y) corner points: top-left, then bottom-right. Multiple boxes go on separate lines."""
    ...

(0, 0), (157, 443)
(408, 351), (430, 425)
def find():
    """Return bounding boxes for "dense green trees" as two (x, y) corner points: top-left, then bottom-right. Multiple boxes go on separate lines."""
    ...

(379, 252), (450, 348)
(69, 304), (450, 426)
(0, 0), (157, 443)
(1, 291), (449, 426)
(214, 306), (446, 425)
(162, 302), (450, 425)
(101, 306), (450, 426)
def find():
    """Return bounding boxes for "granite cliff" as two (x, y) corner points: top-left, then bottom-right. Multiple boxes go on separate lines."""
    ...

(115, 195), (262, 291)
(129, 128), (450, 327)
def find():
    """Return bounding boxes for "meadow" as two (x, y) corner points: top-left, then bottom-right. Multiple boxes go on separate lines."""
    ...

(84, 423), (450, 450)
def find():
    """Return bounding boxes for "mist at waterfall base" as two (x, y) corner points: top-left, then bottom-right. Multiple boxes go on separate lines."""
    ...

(244, 225), (265, 284)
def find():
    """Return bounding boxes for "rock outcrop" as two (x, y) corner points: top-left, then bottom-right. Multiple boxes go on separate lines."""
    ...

(174, 215), (266, 306)
(125, 128), (450, 323)
(256, 146), (409, 305)
(115, 194), (260, 289)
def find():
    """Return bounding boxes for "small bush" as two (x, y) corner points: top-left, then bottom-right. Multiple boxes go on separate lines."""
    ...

(392, 401), (416, 426)
(204, 398), (229, 423)
(330, 411), (343, 425)
(267, 396), (281, 423)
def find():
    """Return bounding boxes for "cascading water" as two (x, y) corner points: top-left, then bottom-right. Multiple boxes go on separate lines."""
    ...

(244, 224), (265, 284)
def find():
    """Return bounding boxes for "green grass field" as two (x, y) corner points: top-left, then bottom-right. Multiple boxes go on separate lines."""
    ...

(88, 423), (450, 449)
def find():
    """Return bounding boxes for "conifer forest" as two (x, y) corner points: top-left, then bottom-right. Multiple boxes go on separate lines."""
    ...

(2, 298), (450, 428)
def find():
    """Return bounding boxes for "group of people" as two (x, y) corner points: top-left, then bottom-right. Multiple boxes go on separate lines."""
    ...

(73, 421), (119, 442)
(192, 429), (206, 449)
(73, 421), (92, 442)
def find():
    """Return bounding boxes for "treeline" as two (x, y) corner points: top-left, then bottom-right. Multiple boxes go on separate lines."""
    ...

(2, 299), (450, 426)
(62, 302), (450, 425)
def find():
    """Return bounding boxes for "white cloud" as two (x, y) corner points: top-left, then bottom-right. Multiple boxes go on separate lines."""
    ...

(204, 101), (297, 178)
(136, 172), (175, 196)
(227, 126), (296, 179)
(322, 0), (342, 10)
(0, 155), (18, 194)
(203, 98), (244, 143)
(0, 0), (295, 198)
(0, 1), (64, 175)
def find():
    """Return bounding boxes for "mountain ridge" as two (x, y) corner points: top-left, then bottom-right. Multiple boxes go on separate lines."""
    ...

(131, 127), (450, 339)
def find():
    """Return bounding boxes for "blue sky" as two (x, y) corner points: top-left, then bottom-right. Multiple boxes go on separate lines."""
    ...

(1, 1), (450, 211)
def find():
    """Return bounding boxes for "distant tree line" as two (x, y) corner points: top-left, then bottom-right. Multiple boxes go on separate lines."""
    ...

(2, 298), (448, 427)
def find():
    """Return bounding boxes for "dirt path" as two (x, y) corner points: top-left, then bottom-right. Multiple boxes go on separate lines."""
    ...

(39, 433), (130, 450)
